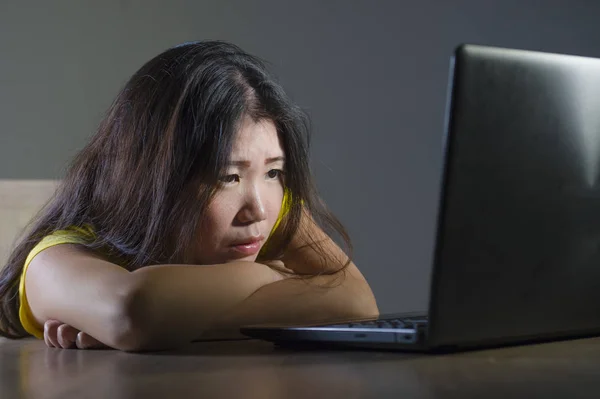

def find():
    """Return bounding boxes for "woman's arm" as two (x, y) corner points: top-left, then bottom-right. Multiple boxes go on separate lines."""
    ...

(198, 263), (378, 340)
(133, 209), (378, 345)
(29, 210), (377, 350)
(26, 245), (285, 351)
(127, 260), (288, 350)
(198, 208), (379, 338)
(26, 244), (137, 348)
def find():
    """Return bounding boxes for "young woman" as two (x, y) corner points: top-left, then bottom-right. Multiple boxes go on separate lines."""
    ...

(0, 41), (379, 351)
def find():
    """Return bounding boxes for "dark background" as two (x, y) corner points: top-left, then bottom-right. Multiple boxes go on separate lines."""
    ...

(2, 0), (600, 313)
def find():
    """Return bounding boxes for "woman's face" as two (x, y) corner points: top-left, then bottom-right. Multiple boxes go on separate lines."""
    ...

(193, 117), (286, 264)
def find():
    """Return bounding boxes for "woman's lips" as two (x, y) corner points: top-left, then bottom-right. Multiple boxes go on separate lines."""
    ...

(230, 237), (264, 256)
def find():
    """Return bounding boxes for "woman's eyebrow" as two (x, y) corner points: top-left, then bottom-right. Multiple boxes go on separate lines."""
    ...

(228, 156), (285, 167)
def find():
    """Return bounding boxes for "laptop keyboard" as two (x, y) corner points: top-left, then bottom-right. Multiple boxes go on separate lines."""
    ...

(325, 315), (428, 330)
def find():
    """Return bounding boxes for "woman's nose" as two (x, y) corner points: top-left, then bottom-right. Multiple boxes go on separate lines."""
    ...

(237, 189), (267, 224)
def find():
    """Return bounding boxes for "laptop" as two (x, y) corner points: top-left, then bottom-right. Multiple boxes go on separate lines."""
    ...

(240, 44), (600, 352)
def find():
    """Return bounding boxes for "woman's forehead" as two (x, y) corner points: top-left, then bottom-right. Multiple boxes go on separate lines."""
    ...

(230, 118), (284, 162)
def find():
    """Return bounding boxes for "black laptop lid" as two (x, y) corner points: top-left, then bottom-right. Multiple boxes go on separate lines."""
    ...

(428, 45), (600, 348)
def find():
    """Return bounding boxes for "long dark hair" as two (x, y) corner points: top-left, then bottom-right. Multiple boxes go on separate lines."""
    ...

(0, 40), (352, 339)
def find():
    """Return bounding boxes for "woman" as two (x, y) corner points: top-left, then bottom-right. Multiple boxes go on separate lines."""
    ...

(0, 41), (379, 351)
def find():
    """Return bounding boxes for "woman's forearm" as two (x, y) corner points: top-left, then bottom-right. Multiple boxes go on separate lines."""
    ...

(198, 263), (379, 340)
(119, 261), (285, 351)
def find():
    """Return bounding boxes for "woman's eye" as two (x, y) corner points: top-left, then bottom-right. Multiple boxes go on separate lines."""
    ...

(220, 174), (239, 184)
(267, 169), (284, 179)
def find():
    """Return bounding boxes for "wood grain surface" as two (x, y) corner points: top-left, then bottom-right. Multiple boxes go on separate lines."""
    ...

(2, 336), (600, 398)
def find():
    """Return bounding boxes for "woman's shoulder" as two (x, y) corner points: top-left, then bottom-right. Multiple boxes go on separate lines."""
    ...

(27, 225), (96, 262)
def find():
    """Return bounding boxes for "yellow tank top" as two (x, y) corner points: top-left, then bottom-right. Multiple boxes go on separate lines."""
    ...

(18, 191), (292, 339)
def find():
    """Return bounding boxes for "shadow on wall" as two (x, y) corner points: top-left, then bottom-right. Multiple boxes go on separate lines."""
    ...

(0, 180), (60, 267)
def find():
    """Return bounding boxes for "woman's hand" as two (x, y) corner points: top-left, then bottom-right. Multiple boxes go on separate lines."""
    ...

(43, 319), (110, 349)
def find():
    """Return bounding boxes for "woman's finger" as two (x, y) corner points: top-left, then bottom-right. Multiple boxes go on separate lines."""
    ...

(76, 332), (108, 350)
(57, 324), (79, 349)
(44, 319), (62, 348)
(43, 322), (53, 348)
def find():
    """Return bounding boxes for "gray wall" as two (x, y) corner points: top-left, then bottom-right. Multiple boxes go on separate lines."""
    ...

(2, 0), (600, 313)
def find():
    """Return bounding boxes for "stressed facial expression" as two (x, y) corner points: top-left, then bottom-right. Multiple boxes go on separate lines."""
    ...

(193, 117), (285, 264)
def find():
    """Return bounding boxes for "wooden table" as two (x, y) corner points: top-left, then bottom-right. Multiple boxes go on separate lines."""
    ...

(2, 336), (600, 398)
